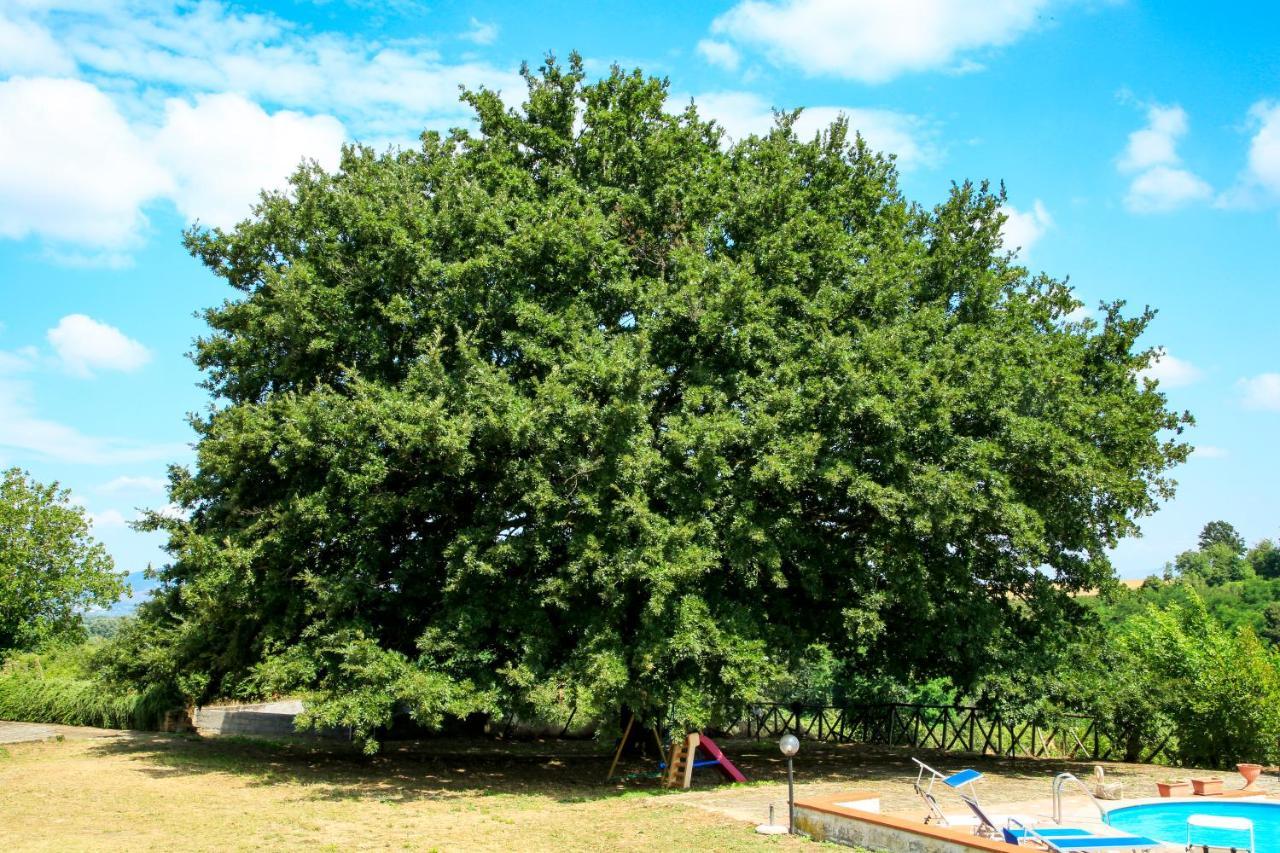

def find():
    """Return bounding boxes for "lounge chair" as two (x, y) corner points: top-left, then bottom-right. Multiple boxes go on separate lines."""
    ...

(959, 793), (1040, 840)
(912, 757), (984, 826)
(1003, 817), (1163, 851)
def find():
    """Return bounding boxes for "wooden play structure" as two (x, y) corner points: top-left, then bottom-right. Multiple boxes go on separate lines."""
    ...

(606, 714), (747, 789)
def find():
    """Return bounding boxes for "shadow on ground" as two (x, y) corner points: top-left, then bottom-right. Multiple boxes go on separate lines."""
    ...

(86, 732), (1173, 808)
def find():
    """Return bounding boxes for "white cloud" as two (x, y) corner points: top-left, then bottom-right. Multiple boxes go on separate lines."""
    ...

(0, 78), (345, 248)
(1063, 304), (1092, 323)
(98, 475), (168, 495)
(89, 508), (130, 529)
(0, 0), (528, 252)
(1193, 445), (1228, 459)
(48, 0), (522, 135)
(1117, 103), (1211, 214)
(0, 77), (170, 248)
(1245, 101), (1280, 196)
(1139, 352), (1203, 389)
(0, 345), (38, 374)
(1219, 101), (1280, 208)
(1000, 199), (1052, 256)
(710, 0), (1052, 82)
(1125, 166), (1212, 213)
(692, 91), (939, 170)
(461, 18), (498, 46)
(1239, 373), (1280, 411)
(153, 502), (188, 521)
(0, 10), (76, 75)
(0, 377), (187, 464)
(47, 314), (150, 377)
(1118, 104), (1186, 172)
(697, 39), (741, 71)
(152, 93), (345, 228)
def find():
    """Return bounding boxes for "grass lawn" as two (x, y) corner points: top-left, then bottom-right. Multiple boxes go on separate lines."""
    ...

(3, 727), (1239, 851)
(0, 732), (822, 852)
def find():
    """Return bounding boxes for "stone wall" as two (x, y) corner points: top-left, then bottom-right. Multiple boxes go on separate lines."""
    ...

(192, 699), (345, 740)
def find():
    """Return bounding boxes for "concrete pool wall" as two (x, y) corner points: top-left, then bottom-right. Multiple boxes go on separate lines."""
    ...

(794, 791), (1017, 852)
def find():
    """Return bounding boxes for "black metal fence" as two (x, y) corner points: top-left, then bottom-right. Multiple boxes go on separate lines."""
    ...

(733, 703), (1175, 764)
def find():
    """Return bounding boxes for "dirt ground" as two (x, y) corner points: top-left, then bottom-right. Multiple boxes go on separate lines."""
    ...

(0, 721), (122, 744)
(0, 729), (1273, 852)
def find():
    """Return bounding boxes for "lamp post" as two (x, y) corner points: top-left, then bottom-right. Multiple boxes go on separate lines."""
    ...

(779, 733), (800, 833)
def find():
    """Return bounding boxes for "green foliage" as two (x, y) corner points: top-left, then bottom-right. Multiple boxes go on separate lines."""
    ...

(0, 468), (127, 651)
(766, 643), (840, 705)
(1091, 574), (1280, 638)
(1052, 628), (1169, 762)
(1066, 581), (1280, 767)
(1248, 539), (1280, 580)
(1173, 542), (1251, 585)
(1261, 603), (1280, 645)
(131, 56), (1189, 750)
(1199, 520), (1246, 555)
(1128, 592), (1280, 767)
(1164, 522), (1274, 587)
(0, 643), (174, 730)
(83, 615), (127, 640)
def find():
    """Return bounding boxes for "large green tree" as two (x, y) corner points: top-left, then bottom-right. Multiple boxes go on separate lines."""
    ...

(0, 468), (126, 650)
(137, 57), (1189, 747)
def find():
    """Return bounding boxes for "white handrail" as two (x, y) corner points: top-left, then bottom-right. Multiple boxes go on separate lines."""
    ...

(1053, 772), (1107, 824)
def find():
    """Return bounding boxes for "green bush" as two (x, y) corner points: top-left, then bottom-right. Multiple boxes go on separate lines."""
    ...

(1063, 588), (1280, 768)
(0, 643), (175, 730)
(1129, 592), (1280, 768)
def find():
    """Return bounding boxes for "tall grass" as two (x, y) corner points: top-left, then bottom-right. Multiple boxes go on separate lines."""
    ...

(0, 644), (173, 730)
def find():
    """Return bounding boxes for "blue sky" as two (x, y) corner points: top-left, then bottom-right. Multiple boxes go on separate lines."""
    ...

(1, 0), (1278, 597)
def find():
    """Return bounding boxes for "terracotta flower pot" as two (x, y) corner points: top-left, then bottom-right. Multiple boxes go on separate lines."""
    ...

(1157, 779), (1192, 797)
(1238, 763), (1263, 790)
(1192, 778), (1223, 796)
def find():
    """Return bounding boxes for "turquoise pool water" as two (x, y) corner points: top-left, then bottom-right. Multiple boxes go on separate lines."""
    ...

(1108, 800), (1279, 851)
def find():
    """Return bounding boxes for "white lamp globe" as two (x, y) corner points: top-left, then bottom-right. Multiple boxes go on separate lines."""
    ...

(779, 734), (800, 757)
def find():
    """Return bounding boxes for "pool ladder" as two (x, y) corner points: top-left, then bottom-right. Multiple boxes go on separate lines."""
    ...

(1052, 772), (1108, 825)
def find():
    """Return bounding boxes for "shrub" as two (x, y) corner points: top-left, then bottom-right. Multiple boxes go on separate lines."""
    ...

(0, 644), (175, 730)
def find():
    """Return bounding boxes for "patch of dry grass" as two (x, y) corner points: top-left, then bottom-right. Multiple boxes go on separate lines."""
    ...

(0, 734), (815, 852)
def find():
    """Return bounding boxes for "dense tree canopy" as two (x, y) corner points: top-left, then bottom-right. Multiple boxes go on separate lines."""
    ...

(0, 468), (125, 651)
(136, 57), (1189, 747)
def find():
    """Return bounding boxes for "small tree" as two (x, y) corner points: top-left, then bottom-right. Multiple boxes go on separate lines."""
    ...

(1173, 543), (1250, 585)
(1199, 520), (1247, 556)
(0, 468), (127, 650)
(1247, 539), (1280, 580)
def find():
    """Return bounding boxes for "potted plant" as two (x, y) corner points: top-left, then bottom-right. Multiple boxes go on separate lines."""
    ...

(1156, 778), (1192, 797)
(1237, 763), (1264, 791)
(1192, 777), (1224, 796)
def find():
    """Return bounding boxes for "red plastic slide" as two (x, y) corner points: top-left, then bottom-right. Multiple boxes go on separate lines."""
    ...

(696, 735), (747, 783)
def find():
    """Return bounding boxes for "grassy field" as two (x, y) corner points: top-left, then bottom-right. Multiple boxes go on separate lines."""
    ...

(3, 727), (1235, 852)
(0, 732), (820, 852)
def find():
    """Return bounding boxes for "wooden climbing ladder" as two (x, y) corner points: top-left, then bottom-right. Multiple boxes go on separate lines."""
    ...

(663, 732), (748, 789)
(664, 733), (700, 789)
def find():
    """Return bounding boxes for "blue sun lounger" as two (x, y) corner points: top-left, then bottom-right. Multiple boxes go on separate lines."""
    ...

(959, 793), (1042, 840)
(912, 757), (984, 825)
(1003, 818), (1162, 851)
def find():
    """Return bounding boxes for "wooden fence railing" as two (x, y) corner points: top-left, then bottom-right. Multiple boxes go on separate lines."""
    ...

(732, 703), (1175, 764)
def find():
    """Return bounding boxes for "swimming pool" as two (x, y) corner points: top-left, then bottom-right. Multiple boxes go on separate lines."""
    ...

(1107, 800), (1280, 851)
